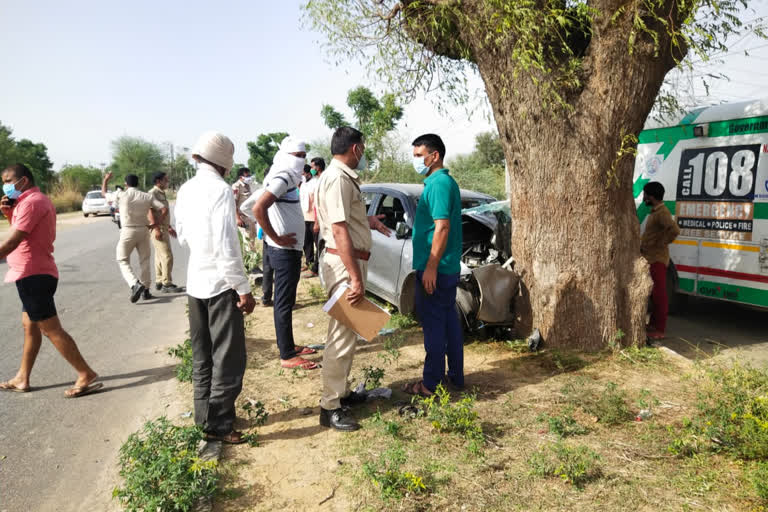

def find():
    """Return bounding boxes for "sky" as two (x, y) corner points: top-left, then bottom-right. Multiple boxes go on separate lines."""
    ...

(0, 1), (766, 171)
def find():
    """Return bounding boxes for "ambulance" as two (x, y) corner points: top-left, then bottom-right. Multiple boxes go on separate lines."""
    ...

(633, 98), (768, 310)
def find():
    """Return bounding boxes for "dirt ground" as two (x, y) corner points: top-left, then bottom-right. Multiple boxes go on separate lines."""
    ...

(197, 276), (767, 512)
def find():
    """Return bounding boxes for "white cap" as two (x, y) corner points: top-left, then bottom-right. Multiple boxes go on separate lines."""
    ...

(279, 136), (306, 154)
(192, 131), (235, 171)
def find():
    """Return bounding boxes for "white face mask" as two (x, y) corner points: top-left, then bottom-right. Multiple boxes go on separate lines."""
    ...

(354, 145), (367, 171)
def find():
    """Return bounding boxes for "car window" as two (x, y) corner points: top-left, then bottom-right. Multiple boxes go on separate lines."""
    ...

(374, 194), (407, 230)
(86, 191), (103, 199)
(361, 192), (377, 214)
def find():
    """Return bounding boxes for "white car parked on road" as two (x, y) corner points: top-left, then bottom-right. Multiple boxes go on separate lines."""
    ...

(82, 191), (111, 217)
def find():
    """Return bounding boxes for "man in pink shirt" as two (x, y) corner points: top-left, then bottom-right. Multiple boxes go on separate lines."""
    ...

(0, 164), (102, 397)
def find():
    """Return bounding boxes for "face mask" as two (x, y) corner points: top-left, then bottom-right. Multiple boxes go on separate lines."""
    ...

(412, 156), (430, 176)
(310, 169), (317, 176)
(243, 176), (253, 185)
(354, 145), (367, 171)
(3, 178), (23, 200)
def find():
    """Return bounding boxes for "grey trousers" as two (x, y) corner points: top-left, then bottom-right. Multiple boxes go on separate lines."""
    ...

(188, 290), (246, 435)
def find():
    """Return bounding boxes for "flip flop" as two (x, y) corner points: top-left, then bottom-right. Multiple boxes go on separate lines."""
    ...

(295, 346), (317, 356)
(402, 380), (434, 398)
(280, 358), (318, 370)
(646, 331), (666, 340)
(64, 380), (104, 398)
(0, 381), (30, 393)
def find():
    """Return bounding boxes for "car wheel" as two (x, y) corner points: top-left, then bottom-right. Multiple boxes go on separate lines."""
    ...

(84, 213), (89, 217)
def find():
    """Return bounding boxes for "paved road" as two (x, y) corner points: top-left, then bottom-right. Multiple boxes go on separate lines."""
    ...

(0, 215), (190, 512)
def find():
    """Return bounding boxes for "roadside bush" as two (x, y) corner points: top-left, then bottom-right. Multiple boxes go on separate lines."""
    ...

(49, 180), (83, 213)
(528, 441), (601, 488)
(168, 339), (193, 382)
(113, 417), (218, 512)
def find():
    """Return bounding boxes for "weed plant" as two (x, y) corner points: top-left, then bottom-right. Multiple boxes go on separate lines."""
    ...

(528, 441), (601, 488)
(168, 339), (193, 382)
(539, 407), (588, 438)
(113, 417), (218, 511)
(308, 283), (326, 301)
(362, 444), (428, 500)
(361, 366), (386, 390)
(562, 379), (631, 425)
(378, 333), (405, 366)
(386, 312), (418, 330)
(416, 385), (484, 454)
(749, 461), (768, 502)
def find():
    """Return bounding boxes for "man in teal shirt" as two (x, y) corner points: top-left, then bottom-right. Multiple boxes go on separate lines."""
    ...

(403, 133), (464, 397)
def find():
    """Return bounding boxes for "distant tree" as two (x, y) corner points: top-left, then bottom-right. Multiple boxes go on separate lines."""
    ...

(0, 122), (55, 191)
(448, 132), (505, 199)
(58, 164), (103, 195)
(245, 132), (289, 181)
(321, 86), (403, 160)
(473, 132), (504, 168)
(110, 136), (166, 190)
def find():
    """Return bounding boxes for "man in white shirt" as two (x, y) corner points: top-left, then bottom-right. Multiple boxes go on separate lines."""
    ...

(175, 131), (256, 445)
(299, 164), (318, 274)
(252, 136), (318, 370)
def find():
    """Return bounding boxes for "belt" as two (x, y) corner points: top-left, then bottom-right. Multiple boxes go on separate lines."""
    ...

(326, 247), (370, 261)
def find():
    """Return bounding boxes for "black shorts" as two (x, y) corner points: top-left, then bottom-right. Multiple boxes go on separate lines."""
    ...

(15, 274), (58, 322)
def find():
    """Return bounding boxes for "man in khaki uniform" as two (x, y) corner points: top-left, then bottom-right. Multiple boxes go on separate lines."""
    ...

(102, 172), (167, 303)
(232, 167), (259, 267)
(149, 172), (183, 293)
(315, 126), (390, 431)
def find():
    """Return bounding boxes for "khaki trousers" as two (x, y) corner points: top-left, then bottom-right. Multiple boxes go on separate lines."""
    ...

(319, 252), (368, 410)
(116, 226), (151, 288)
(153, 229), (174, 286)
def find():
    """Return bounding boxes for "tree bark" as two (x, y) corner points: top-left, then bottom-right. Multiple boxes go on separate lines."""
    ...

(444, 1), (684, 349)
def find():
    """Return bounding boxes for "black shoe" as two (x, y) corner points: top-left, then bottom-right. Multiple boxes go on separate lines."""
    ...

(130, 282), (145, 303)
(340, 390), (367, 407)
(142, 288), (154, 300)
(161, 284), (185, 293)
(319, 407), (360, 431)
(261, 298), (273, 307)
(155, 283), (162, 291)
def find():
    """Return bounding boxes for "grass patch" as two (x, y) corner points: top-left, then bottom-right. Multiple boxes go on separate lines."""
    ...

(528, 441), (601, 488)
(539, 407), (588, 438)
(113, 417), (218, 511)
(362, 444), (428, 500)
(50, 181), (83, 213)
(307, 283), (326, 301)
(168, 339), (193, 382)
(561, 379), (631, 425)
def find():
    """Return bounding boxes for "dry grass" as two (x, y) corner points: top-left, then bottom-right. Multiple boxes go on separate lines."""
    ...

(211, 279), (766, 512)
(50, 180), (83, 213)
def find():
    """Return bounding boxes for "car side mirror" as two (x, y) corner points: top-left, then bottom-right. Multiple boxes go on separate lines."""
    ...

(395, 221), (412, 240)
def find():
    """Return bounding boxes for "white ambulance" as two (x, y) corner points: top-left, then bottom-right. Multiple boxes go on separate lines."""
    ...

(634, 98), (768, 310)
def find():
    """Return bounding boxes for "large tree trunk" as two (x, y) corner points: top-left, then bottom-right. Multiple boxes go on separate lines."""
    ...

(462, 4), (680, 349)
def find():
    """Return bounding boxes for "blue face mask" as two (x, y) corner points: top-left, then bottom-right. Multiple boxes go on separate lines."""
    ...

(412, 156), (430, 176)
(3, 178), (22, 200)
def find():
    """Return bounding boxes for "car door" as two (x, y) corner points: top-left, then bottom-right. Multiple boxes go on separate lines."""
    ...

(367, 190), (407, 305)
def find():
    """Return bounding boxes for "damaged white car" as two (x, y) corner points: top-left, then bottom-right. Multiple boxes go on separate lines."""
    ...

(355, 183), (519, 334)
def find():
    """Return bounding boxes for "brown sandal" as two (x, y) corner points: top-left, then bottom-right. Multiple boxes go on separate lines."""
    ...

(206, 430), (246, 444)
(402, 380), (434, 398)
(280, 358), (318, 370)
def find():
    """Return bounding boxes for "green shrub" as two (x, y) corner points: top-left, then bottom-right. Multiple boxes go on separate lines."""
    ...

(113, 417), (219, 511)
(308, 283), (326, 301)
(686, 363), (768, 459)
(168, 339), (193, 382)
(561, 379), (631, 425)
(528, 441), (601, 488)
(417, 385), (484, 453)
(386, 312), (418, 330)
(378, 333), (405, 365)
(539, 407), (588, 438)
(362, 444), (428, 499)
(361, 366), (386, 390)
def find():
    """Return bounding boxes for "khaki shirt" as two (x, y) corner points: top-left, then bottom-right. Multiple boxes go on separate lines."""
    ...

(149, 186), (170, 228)
(641, 203), (681, 266)
(315, 159), (371, 252)
(116, 187), (165, 228)
(232, 179), (251, 210)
